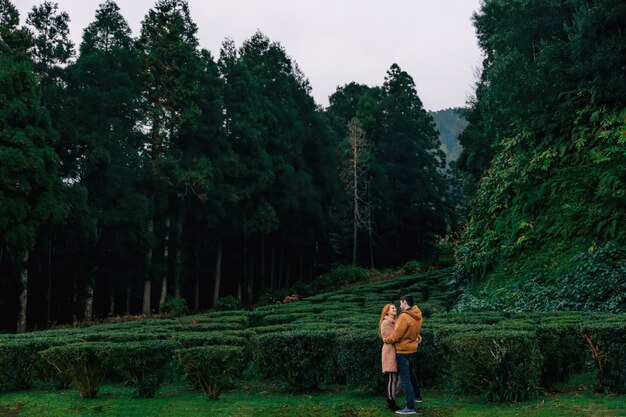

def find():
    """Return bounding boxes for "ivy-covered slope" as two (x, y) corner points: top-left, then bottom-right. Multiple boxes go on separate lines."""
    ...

(453, 0), (626, 311)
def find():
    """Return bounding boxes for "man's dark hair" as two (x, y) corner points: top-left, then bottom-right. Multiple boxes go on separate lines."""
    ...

(401, 294), (414, 307)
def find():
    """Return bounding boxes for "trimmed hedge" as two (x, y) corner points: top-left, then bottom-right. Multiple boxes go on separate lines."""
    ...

(42, 343), (110, 398)
(253, 331), (336, 392)
(447, 331), (543, 402)
(536, 321), (586, 388)
(0, 340), (39, 389)
(108, 341), (173, 398)
(174, 346), (244, 399)
(0, 337), (65, 390)
(582, 321), (626, 393)
(335, 331), (383, 391)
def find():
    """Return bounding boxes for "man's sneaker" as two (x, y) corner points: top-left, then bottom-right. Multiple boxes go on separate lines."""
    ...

(415, 397), (423, 403)
(395, 407), (417, 415)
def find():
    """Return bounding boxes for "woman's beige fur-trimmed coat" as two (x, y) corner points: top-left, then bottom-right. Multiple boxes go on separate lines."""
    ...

(380, 316), (397, 373)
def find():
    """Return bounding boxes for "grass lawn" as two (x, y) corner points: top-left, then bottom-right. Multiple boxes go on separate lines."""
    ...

(0, 382), (623, 417)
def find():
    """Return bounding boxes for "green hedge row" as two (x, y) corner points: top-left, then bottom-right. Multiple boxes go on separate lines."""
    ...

(2, 310), (625, 400)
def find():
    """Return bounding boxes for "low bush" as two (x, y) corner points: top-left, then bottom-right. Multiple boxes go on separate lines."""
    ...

(582, 321), (626, 393)
(447, 330), (543, 402)
(536, 321), (586, 389)
(173, 332), (250, 349)
(249, 324), (297, 334)
(253, 331), (336, 392)
(162, 297), (190, 316)
(401, 260), (424, 274)
(174, 346), (244, 399)
(108, 341), (173, 398)
(41, 343), (110, 398)
(313, 265), (369, 291)
(0, 340), (39, 390)
(216, 296), (240, 311)
(262, 313), (309, 326)
(0, 336), (67, 390)
(335, 331), (383, 391)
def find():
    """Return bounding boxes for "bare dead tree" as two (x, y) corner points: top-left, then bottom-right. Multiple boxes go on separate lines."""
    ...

(341, 118), (373, 265)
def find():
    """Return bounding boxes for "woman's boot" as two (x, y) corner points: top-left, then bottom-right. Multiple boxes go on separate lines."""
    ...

(387, 398), (400, 411)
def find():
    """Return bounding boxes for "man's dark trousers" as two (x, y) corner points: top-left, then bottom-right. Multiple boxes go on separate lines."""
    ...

(396, 353), (421, 408)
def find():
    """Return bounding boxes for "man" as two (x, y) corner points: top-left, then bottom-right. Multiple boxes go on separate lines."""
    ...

(382, 294), (423, 415)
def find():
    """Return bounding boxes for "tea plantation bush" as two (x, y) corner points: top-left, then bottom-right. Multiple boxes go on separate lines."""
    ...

(108, 341), (173, 398)
(253, 331), (336, 392)
(447, 331), (543, 402)
(42, 343), (110, 398)
(1, 267), (624, 402)
(335, 331), (383, 391)
(582, 321), (626, 393)
(536, 320), (586, 388)
(174, 345), (245, 399)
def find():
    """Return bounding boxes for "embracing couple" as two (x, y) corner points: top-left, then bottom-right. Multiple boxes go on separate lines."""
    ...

(379, 294), (423, 415)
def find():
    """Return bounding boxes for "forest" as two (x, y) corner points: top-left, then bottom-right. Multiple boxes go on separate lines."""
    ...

(1, 0), (624, 335)
(0, 0), (455, 332)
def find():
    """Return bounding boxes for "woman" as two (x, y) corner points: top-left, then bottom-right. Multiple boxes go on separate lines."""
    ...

(379, 303), (402, 411)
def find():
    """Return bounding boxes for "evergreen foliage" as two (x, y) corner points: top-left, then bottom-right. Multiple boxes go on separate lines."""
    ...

(454, 0), (626, 299)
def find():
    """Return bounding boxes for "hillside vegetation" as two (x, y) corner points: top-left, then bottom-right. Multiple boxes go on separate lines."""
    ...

(1, 267), (624, 409)
(453, 0), (626, 311)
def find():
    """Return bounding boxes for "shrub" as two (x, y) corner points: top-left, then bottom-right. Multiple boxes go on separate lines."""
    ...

(335, 330), (383, 391)
(216, 296), (240, 311)
(536, 321), (586, 389)
(249, 324), (297, 334)
(174, 346), (244, 399)
(253, 331), (336, 392)
(108, 341), (173, 398)
(173, 333), (250, 349)
(162, 297), (190, 316)
(313, 265), (368, 291)
(447, 331), (543, 402)
(0, 336), (66, 390)
(582, 320), (626, 393)
(42, 343), (110, 398)
(401, 260), (424, 274)
(0, 340), (38, 390)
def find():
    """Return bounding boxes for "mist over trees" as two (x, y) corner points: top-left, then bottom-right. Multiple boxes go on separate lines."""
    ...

(0, 0), (453, 331)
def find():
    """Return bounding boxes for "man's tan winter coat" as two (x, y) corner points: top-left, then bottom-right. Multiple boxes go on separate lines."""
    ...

(382, 306), (422, 354)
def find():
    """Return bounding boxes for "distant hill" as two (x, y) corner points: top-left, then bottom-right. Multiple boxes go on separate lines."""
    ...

(429, 108), (467, 163)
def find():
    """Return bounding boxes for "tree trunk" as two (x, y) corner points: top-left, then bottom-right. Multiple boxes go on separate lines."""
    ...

(352, 121), (359, 265)
(159, 217), (170, 313)
(174, 208), (184, 299)
(353, 171), (358, 265)
(143, 218), (154, 316)
(84, 283), (94, 322)
(278, 237), (285, 288)
(72, 277), (79, 325)
(212, 239), (222, 309)
(260, 236), (266, 289)
(109, 288), (115, 317)
(46, 242), (52, 324)
(270, 240), (277, 289)
(125, 282), (131, 315)
(369, 217), (375, 269)
(247, 252), (255, 306)
(194, 265), (200, 312)
(16, 250), (29, 334)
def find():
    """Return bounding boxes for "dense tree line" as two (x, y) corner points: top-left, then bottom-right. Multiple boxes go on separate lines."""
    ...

(0, 0), (451, 331)
(454, 0), (626, 290)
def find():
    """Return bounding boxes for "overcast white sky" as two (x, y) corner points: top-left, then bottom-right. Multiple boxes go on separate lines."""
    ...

(13, 0), (484, 111)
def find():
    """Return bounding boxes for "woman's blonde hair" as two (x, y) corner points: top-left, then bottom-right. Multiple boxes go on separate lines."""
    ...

(378, 303), (393, 337)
